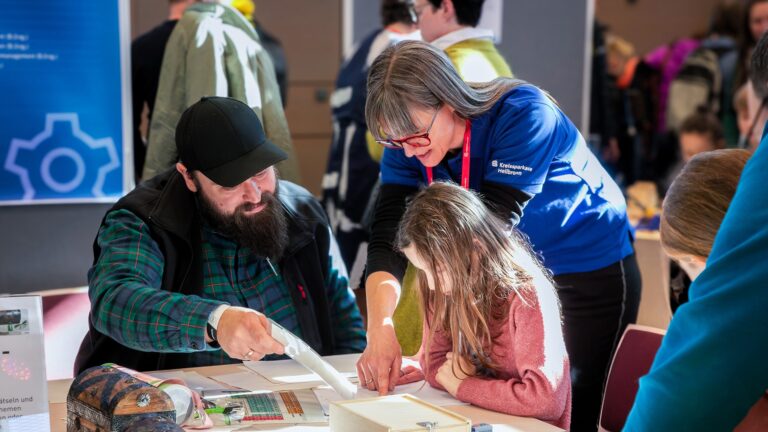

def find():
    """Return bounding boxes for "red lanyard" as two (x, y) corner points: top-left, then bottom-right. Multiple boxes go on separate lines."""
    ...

(426, 119), (471, 189)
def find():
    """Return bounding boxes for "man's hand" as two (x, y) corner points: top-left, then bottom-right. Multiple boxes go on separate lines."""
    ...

(356, 322), (402, 395)
(435, 352), (475, 397)
(216, 307), (285, 361)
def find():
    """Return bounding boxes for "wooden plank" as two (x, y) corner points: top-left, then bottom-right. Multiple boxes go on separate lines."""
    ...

(253, 0), (341, 82)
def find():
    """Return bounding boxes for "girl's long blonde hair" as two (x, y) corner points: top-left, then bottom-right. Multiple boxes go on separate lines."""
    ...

(365, 40), (533, 141)
(396, 182), (554, 376)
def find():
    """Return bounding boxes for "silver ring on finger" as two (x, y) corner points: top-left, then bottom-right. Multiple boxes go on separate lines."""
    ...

(244, 349), (255, 360)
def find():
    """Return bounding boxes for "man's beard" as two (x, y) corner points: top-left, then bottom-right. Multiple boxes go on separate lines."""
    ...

(196, 186), (289, 261)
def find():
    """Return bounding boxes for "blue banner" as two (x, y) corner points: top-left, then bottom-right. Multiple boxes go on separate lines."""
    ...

(0, 0), (130, 204)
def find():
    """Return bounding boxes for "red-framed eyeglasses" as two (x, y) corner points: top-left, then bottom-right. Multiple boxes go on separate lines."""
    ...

(375, 108), (439, 149)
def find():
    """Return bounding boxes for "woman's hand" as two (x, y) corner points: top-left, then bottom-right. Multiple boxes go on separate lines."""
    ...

(435, 352), (476, 397)
(356, 321), (402, 394)
(356, 272), (404, 395)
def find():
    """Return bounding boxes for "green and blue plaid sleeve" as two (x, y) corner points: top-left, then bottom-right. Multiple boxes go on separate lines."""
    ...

(88, 209), (225, 353)
(325, 227), (366, 353)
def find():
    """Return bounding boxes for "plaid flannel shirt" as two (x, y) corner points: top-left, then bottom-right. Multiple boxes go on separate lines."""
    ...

(88, 209), (365, 366)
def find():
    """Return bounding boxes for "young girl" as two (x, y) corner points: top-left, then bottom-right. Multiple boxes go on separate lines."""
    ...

(661, 149), (751, 289)
(394, 182), (571, 429)
(663, 149), (768, 426)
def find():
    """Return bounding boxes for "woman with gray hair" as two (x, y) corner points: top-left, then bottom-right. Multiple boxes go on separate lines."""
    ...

(357, 40), (638, 431)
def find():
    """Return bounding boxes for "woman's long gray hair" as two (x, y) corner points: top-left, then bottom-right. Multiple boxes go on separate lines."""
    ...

(366, 40), (531, 140)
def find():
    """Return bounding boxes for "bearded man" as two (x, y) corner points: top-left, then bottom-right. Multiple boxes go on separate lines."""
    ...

(75, 97), (365, 374)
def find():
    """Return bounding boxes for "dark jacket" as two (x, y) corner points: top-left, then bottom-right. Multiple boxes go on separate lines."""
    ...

(75, 169), (347, 374)
(610, 60), (663, 184)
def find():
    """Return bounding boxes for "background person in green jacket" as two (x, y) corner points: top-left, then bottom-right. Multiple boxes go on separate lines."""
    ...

(142, 1), (300, 184)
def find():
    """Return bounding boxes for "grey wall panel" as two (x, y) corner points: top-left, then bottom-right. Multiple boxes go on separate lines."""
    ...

(498, 1), (591, 132)
(352, 1), (381, 53)
(0, 204), (110, 294)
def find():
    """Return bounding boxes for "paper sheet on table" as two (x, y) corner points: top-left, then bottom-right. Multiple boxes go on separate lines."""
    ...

(268, 319), (357, 400)
(244, 354), (359, 385)
(209, 367), (319, 393)
(244, 353), (420, 385)
(312, 380), (467, 416)
(152, 370), (239, 394)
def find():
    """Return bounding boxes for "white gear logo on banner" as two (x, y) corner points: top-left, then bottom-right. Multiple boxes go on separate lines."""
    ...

(4, 113), (120, 200)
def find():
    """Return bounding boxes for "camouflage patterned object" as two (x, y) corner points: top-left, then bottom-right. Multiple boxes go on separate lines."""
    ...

(66, 366), (182, 432)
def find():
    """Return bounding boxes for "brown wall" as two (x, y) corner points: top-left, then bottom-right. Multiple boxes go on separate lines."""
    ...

(130, 0), (168, 39)
(596, 0), (722, 55)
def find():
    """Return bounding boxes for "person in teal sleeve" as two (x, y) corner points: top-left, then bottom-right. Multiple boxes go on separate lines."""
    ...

(623, 31), (768, 431)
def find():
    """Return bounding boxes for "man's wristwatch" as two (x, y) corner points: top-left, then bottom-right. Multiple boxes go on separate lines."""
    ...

(206, 304), (229, 348)
(206, 323), (219, 347)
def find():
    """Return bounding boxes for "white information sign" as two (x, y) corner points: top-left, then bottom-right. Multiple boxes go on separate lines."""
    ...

(0, 296), (50, 432)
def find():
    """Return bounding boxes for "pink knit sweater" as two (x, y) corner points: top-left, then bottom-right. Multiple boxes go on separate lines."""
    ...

(419, 285), (572, 430)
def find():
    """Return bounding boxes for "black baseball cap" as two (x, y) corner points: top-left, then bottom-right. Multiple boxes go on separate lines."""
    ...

(175, 96), (288, 187)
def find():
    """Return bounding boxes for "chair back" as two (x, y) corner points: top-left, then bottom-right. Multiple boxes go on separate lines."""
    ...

(635, 232), (673, 329)
(599, 324), (666, 432)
